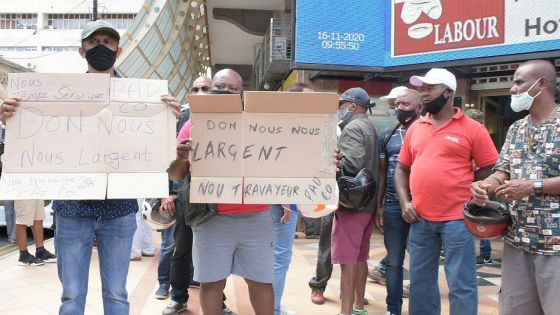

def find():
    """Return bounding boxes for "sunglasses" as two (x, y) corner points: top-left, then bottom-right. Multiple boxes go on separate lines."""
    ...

(191, 86), (211, 93)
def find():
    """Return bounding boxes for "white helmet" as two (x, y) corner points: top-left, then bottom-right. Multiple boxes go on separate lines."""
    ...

(291, 203), (337, 218)
(142, 199), (175, 230)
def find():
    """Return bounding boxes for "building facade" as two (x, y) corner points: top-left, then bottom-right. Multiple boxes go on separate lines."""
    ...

(0, 0), (143, 73)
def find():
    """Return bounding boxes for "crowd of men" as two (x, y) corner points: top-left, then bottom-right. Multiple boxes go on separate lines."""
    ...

(1, 19), (559, 315)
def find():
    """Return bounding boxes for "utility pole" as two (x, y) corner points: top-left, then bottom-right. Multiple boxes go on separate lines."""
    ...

(92, 0), (98, 21)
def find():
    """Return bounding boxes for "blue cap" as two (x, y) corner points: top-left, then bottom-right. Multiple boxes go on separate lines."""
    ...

(339, 87), (374, 108)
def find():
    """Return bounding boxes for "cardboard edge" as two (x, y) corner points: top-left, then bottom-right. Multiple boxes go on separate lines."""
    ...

(188, 94), (243, 113)
(107, 172), (169, 199)
(243, 91), (339, 113)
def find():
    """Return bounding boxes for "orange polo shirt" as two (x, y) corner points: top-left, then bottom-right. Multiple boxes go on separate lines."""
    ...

(398, 109), (499, 221)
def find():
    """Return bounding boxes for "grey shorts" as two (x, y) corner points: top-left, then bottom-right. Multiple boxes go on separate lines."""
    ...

(192, 209), (274, 283)
(500, 243), (560, 315)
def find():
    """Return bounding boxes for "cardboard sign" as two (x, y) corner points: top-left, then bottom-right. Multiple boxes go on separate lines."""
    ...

(188, 92), (338, 204)
(0, 73), (175, 200)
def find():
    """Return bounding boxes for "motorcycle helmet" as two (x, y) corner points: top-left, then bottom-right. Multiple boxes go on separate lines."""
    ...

(142, 199), (175, 230)
(287, 203), (338, 218)
(463, 200), (510, 239)
(337, 168), (376, 209)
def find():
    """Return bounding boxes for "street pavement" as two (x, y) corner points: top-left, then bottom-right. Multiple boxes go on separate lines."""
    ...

(0, 229), (501, 314)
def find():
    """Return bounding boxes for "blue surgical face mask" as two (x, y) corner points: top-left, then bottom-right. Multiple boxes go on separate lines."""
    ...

(387, 107), (397, 117)
(510, 77), (543, 112)
(337, 107), (352, 122)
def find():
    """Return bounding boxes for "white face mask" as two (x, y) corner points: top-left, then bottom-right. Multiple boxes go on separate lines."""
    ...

(510, 78), (543, 112)
(387, 108), (396, 117)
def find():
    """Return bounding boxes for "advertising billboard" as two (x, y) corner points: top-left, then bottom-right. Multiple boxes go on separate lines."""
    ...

(294, 0), (560, 70)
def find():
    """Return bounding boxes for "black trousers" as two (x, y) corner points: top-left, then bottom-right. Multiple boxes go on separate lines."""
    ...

(170, 198), (193, 304)
(308, 213), (334, 291)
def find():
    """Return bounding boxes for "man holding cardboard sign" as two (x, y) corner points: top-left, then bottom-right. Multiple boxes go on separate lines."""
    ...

(169, 69), (275, 315)
(0, 20), (180, 315)
(171, 68), (339, 315)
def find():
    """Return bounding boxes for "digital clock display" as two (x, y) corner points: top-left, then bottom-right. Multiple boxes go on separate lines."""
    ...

(294, 0), (560, 70)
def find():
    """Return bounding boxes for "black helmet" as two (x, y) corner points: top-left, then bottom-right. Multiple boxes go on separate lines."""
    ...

(463, 201), (510, 239)
(337, 168), (376, 209)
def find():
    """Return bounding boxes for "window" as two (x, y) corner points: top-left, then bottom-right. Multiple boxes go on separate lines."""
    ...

(99, 13), (136, 29)
(46, 13), (136, 30)
(0, 46), (37, 51)
(47, 14), (90, 29)
(0, 13), (37, 29)
(41, 46), (79, 51)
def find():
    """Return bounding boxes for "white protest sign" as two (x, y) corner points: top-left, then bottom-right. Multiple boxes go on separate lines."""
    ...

(188, 92), (338, 204)
(0, 73), (174, 200)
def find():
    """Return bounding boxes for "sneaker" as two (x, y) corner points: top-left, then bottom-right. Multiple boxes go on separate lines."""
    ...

(311, 289), (326, 305)
(280, 305), (296, 315)
(476, 255), (492, 265)
(36, 249), (57, 263)
(189, 280), (200, 288)
(352, 309), (368, 315)
(130, 256), (142, 261)
(367, 266), (386, 286)
(305, 234), (320, 239)
(222, 307), (237, 315)
(162, 300), (186, 315)
(403, 283), (410, 298)
(155, 284), (170, 300)
(18, 253), (44, 266)
(385, 312), (396, 315)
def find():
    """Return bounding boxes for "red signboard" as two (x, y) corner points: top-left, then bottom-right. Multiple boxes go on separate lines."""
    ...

(338, 80), (393, 96)
(393, 0), (505, 56)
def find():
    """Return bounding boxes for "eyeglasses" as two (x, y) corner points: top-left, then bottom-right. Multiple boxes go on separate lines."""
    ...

(191, 86), (211, 93)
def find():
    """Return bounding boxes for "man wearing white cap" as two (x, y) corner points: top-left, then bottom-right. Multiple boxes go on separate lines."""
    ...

(380, 86), (408, 117)
(393, 68), (499, 315)
(368, 85), (410, 289)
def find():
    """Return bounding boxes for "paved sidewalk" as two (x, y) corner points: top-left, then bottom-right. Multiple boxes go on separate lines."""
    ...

(0, 231), (501, 314)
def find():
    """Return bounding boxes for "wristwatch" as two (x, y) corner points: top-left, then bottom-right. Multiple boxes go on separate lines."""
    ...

(532, 180), (543, 195)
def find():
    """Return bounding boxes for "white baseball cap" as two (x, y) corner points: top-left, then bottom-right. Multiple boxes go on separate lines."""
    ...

(410, 68), (457, 91)
(81, 20), (120, 41)
(380, 86), (408, 100)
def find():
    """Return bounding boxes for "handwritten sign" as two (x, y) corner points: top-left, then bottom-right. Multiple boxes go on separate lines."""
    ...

(0, 73), (174, 200)
(188, 92), (338, 204)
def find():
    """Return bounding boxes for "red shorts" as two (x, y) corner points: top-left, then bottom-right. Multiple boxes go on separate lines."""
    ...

(331, 211), (374, 264)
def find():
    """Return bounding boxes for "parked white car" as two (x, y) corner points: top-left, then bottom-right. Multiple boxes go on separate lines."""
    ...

(0, 200), (55, 229)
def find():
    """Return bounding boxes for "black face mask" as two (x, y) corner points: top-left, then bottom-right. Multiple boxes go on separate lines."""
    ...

(209, 89), (234, 95)
(423, 91), (449, 115)
(210, 88), (244, 104)
(85, 44), (117, 71)
(396, 108), (418, 125)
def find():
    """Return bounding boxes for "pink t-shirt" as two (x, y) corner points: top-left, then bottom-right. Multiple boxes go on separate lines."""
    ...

(177, 119), (269, 215)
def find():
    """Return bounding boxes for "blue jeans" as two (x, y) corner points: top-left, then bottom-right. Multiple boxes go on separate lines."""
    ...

(4, 200), (16, 242)
(479, 239), (491, 259)
(383, 203), (410, 315)
(55, 213), (136, 315)
(272, 205), (298, 315)
(158, 223), (176, 286)
(408, 219), (477, 315)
